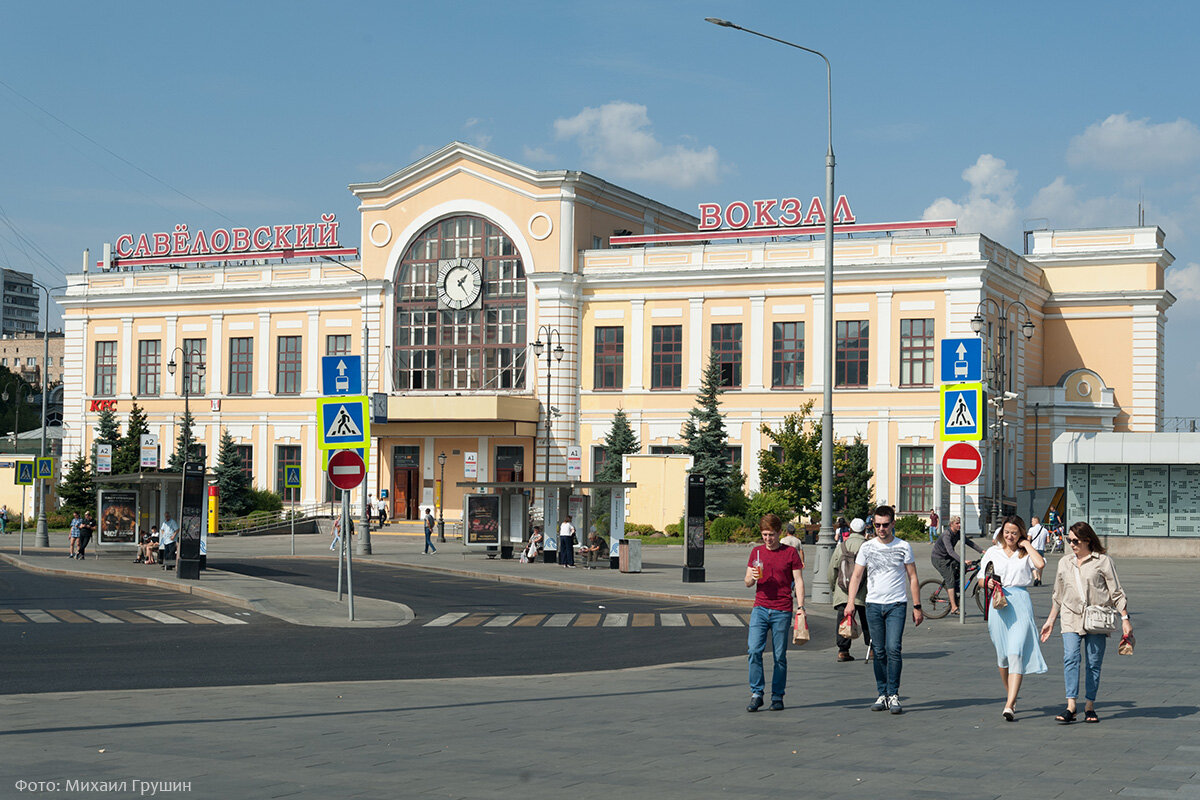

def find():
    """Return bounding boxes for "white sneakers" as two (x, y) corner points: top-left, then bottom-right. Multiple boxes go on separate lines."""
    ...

(871, 694), (904, 714)
(871, 695), (889, 711)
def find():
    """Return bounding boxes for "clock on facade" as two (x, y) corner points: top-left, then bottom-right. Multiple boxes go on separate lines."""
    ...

(436, 257), (483, 310)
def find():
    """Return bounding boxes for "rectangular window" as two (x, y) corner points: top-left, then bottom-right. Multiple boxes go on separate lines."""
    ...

(898, 446), (934, 515)
(276, 336), (302, 395)
(593, 327), (624, 390)
(724, 446), (742, 470)
(46, 356), (52, 367)
(649, 445), (676, 455)
(899, 318), (935, 388)
(711, 323), (742, 388)
(235, 445), (253, 486)
(326, 334), (352, 356)
(771, 321), (804, 388)
(181, 338), (207, 395)
(228, 338), (253, 396)
(651, 325), (683, 390)
(592, 446), (607, 480)
(26, 357), (36, 367)
(94, 342), (117, 396)
(137, 340), (161, 396)
(276, 445), (301, 502)
(836, 320), (869, 388)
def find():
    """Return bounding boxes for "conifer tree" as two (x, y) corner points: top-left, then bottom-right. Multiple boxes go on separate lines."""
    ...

(166, 410), (200, 472)
(58, 452), (96, 512)
(213, 428), (252, 516)
(679, 353), (732, 518)
(114, 402), (150, 474)
(594, 408), (640, 512)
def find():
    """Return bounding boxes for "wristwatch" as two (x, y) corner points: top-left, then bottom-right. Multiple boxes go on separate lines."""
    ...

(913, 604), (923, 610)
(1121, 615), (1130, 620)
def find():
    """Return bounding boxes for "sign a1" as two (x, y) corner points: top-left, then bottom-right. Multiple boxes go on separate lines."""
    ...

(942, 442), (983, 486)
(464, 452), (478, 480)
(322, 355), (362, 396)
(566, 446), (582, 479)
(328, 450), (366, 491)
(940, 338), (983, 383)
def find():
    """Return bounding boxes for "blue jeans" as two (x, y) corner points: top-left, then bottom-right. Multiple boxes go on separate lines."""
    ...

(747, 606), (792, 699)
(424, 527), (436, 553)
(1063, 632), (1107, 702)
(865, 602), (907, 696)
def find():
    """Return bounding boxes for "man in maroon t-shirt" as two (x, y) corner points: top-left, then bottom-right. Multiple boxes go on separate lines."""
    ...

(744, 513), (805, 712)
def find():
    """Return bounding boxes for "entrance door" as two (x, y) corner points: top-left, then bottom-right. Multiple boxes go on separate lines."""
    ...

(495, 445), (524, 483)
(392, 446), (421, 520)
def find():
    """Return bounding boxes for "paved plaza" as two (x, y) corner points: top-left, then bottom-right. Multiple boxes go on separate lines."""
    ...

(1, 530), (1197, 799)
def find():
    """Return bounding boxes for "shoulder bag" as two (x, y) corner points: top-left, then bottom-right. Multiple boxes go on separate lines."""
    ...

(1071, 558), (1117, 634)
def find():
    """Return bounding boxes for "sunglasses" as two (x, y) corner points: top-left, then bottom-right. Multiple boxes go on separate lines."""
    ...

(1067, 537), (1082, 545)
(872, 522), (892, 529)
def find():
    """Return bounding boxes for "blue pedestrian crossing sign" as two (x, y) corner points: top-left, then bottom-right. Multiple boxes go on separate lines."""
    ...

(36, 457), (54, 480)
(321, 355), (362, 396)
(940, 338), (983, 383)
(14, 462), (33, 485)
(285, 465), (302, 489)
(940, 382), (984, 442)
(317, 395), (370, 450)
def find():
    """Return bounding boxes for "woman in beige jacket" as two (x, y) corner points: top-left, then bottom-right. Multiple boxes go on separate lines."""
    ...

(1039, 522), (1133, 724)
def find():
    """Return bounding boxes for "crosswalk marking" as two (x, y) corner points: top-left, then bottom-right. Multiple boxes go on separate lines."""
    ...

(544, 614), (576, 627)
(168, 610), (217, 625)
(46, 609), (90, 623)
(713, 613), (744, 627)
(603, 614), (629, 627)
(424, 612), (468, 627)
(134, 610), (187, 624)
(484, 614), (520, 627)
(77, 609), (123, 623)
(107, 609), (154, 624)
(660, 614), (685, 627)
(419, 611), (745, 628)
(574, 614), (601, 627)
(187, 609), (248, 625)
(685, 613), (712, 627)
(454, 614), (492, 627)
(19, 609), (58, 623)
(0, 609), (27, 623)
(512, 614), (546, 627)
(632, 613), (655, 627)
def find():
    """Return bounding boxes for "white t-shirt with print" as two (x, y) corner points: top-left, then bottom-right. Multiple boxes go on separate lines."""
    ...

(979, 545), (1035, 588)
(854, 536), (915, 604)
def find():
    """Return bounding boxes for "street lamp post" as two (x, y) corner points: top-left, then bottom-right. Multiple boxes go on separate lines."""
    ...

(438, 451), (447, 542)
(971, 300), (1036, 533)
(166, 346), (207, 465)
(531, 327), (564, 524)
(706, 17), (837, 603)
(31, 281), (67, 549)
(318, 255), (372, 556)
(3, 383), (25, 450)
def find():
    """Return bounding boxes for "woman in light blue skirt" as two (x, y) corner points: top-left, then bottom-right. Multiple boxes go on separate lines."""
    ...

(980, 515), (1047, 721)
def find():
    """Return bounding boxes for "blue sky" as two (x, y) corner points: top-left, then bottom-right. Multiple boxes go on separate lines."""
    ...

(2, 1), (1198, 414)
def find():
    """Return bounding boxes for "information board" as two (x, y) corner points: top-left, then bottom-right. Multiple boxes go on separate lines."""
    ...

(1128, 465), (1169, 537)
(1065, 465), (1089, 526)
(1088, 465), (1128, 537)
(1169, 466), (1200, 537)
(464, 494), (500, 546)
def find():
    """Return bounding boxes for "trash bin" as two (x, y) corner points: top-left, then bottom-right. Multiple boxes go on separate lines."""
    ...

(619, 538), (642, 573)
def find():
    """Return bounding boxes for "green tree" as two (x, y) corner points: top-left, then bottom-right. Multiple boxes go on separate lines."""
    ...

(113, 402), (149, 474)
(757, 400), (821, 519)
(834, 434), (874, 520)
(57, 453), (96, 513)
(679, 353), (732, 518)
(166, 410), (201, 472)
(213, 428), (252, 516)
(92, 404), (122, 473)
(594, 408), (640, 512)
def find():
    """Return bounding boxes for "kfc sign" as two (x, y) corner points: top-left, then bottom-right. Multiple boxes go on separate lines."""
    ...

(698, 196), (856, 231)
(89, 400), (118, 412)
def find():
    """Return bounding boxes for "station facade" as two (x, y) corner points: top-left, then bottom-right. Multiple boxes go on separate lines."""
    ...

(58, 142), (1175, 533)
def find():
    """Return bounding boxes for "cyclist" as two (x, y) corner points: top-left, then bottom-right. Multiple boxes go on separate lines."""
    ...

(930, 515), (985, 614)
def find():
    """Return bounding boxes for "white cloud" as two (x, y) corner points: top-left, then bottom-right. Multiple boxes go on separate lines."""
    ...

(521, 146), (556, 165)
(553, 102), (720, 189)
(1067, 114), (1200, 172)
(922, 154), (1019, 237)
(1026, 177), (1136, 229)
(1168, 261), (1200, 306)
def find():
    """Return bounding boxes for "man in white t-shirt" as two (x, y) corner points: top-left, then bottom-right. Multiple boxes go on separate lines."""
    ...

(844, 505), (923, 715)
(1026, 516), (1048, 586)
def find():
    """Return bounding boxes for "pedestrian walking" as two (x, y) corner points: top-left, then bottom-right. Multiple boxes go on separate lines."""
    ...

(423, 507), (437, 554)
(76, 511), (95, 559)
(827, 517), (871, 662)
(744, 513), (804, 712)
(980, 515), (1047, 721)
(927, 508), (940, 543)
(0, 504), (8, 534)
(558, 515), (576, 568)
(378, 499), (388, 528)
(367, 495), (378, 529)
(1039, 521), (1133, 724)
(329, 517), (342, 551)
(843, 505), (924, 714)
(1027, 516), (1048, 585)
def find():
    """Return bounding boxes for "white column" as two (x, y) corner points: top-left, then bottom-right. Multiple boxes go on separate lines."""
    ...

(687, 297), (703, 391)
(477, 436), (489, 482)
(120, 318), (133, 396)
(208, 314), (224, 396)
(810, 292), (825, 394)
(875, 291), (893, 389)
(306, 311), (320, 394)
(257, 311), (271, 395)
(875, 419), (892, 507)
(629, 299), (644, 391)
(748, 296), (765, 390)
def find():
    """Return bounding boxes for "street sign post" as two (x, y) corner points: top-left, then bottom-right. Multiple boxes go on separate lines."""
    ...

(328, 449), (366, 491)
(941, 442), (983, 486)
(317, 396), (370, 450)
(321, 355), (362, 396)
(285, 465), (302, 556)
(940, 382), (984, 441)
(36, 457), (53, 480)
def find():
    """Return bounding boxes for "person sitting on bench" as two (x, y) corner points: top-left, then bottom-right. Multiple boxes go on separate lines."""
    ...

(581, 531), (608, 568)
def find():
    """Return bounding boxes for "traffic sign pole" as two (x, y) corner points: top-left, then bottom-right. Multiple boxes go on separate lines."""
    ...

(960, 484), (967, 625)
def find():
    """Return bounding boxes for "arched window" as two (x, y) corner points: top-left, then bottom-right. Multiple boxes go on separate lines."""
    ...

(393, 216), (527, 391)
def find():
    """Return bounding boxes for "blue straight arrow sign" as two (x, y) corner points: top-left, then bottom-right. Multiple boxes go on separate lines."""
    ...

(321, 355), (362, 396)
(940, 338), (983, 383)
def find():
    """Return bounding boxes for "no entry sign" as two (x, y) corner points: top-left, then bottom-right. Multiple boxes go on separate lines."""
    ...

(941, 442), (983, 486)
(328, 449), (366, 491)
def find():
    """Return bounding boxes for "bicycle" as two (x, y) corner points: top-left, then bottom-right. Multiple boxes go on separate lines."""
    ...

(919, 561), (985, 619)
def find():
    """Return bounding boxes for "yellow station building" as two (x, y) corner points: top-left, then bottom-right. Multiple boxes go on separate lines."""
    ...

(58, 142), (1175, 537)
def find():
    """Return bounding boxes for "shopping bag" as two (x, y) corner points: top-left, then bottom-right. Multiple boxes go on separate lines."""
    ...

(837, 612), (860, 640)
(791, 608), (810, 646)
(1118, 634), (1135, 656)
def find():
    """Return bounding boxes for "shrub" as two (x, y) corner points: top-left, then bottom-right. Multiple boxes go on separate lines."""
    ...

(246, 487), (284, 513)
(707, 516), (743, 542)
(624, 522), (662, 537)
(46, 509), (72, 530)
(746, 489), (792, 525)
(894, 514), (927, 541)
(665, 517), (684, 537)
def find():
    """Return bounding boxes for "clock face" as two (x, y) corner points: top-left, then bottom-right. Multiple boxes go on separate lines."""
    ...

(437, 258), (483, 310)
